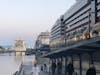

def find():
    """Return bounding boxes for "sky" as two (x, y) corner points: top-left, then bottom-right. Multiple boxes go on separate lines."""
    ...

(0, 0), (76, 47)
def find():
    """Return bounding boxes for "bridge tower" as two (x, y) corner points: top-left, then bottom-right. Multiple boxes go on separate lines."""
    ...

(14, 39), (26, 56)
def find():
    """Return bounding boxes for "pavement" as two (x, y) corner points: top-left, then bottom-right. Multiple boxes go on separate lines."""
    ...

(17, 62), (50, 75)
(40, 71), (49, 75)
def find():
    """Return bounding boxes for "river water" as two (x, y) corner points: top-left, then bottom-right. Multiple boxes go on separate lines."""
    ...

(0, 54), (35, 75)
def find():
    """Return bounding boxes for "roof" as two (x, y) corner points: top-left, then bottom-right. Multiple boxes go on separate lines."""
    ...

(42, 36), (100, 59)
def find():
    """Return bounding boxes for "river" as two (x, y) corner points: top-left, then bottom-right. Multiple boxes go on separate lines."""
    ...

(0, 54), (35, 75)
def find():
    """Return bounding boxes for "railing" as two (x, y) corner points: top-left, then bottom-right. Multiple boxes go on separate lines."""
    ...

(48, 35), (100, 53)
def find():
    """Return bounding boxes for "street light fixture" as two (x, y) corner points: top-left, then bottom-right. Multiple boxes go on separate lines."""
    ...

(88, 11), (95, 39)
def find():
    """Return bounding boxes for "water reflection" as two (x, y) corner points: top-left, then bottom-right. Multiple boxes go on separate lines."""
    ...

(15, 56), (25, 65)
(0, 54), (35, 75)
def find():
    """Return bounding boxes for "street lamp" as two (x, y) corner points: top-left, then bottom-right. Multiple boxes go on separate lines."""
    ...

(60, 15), (66, 47)
(88, 11), (95, 39)
(88, 11), (91, 39)
(88, 0), (98, 38)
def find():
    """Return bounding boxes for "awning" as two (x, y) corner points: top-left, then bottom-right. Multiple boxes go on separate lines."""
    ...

(41, 36), (100, 59)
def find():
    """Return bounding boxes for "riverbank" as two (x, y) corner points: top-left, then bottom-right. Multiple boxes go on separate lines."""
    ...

(15, 62), (49, 75)
(0, 55), (35, 75)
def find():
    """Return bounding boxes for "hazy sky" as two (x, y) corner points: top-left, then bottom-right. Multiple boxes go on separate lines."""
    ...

(0, 0), (76, 47)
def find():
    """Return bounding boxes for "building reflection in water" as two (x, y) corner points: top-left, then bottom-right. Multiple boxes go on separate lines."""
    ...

(14, 39), (26, 65)
(14, 56), (25, 65)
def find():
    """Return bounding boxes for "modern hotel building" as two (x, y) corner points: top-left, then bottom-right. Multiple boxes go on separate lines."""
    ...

(50, 0), (100, 50)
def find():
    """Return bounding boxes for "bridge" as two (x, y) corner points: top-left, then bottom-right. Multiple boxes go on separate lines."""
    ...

(0, 50), (26, 53)
(0, 50), (35, 56)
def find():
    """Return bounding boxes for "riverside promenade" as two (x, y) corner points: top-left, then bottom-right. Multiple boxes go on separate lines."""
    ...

(14, 62), (49, 75)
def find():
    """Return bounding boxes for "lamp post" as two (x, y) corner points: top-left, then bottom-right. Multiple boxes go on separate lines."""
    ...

(88, 11), (96, 39)
(88, 0), (97, 38)
(60, 15), (66, 47)
(88, 11), (91, 39)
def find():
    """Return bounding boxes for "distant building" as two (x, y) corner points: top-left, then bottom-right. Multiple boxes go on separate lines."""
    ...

(15, 39), (26, 56)
(35, 31), (51, 51)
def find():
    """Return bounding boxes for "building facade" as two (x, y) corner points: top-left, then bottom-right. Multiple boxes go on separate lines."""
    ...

(49, 0), (100, 74)
(50, 16), (65, 50)
(35, 31), (51, 51)
(50, 0), (100, 50)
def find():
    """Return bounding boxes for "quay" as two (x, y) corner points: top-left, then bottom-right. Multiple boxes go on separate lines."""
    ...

(14, 62), (49, 75)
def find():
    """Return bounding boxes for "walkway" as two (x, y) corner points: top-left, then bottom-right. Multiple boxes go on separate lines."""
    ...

(40, 71), (49, 75)
(15, 62), (50, 75)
